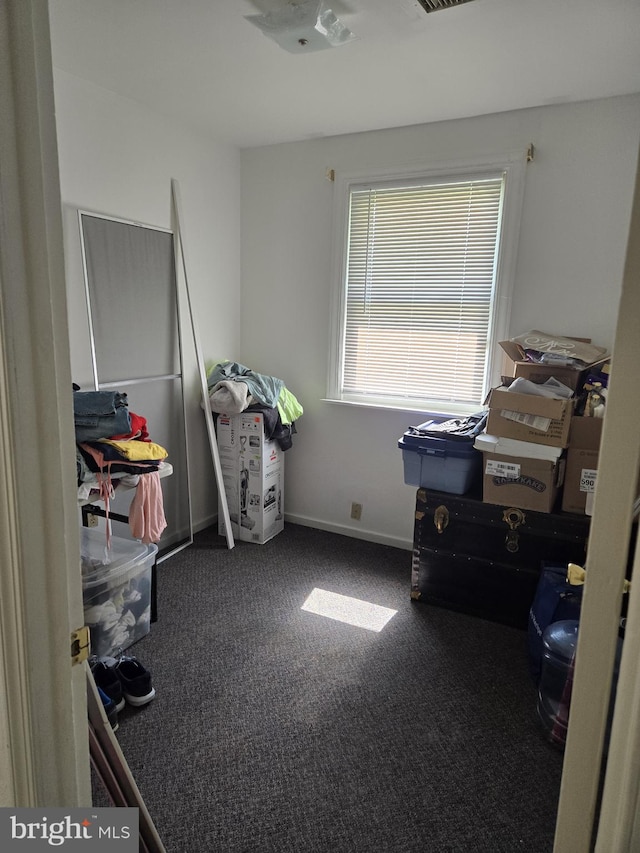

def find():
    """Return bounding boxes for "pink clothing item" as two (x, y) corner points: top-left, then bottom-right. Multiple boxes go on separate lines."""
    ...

(129, 470), (167, 544)
(79, 442), (161, 549)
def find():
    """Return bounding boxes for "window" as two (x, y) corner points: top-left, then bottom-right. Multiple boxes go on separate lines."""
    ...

(328, 154), (526, 415)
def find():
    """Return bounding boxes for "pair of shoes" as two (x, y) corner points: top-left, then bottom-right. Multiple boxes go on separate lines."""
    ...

(90, 657), (125, 712)
(90, 652), (155, 714)
(113, 654), (156, 707)
(97, 686), (119, 732)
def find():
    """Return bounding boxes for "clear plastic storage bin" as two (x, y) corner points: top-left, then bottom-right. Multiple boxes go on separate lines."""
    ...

(81, 527), (157, 658)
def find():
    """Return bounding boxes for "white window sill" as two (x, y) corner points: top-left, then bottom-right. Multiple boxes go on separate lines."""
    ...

(321, 397), (483, 420)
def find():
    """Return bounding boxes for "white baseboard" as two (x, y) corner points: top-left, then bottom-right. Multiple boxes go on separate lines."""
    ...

(203, 511), (412, 551)
(193, 513), (217, 535)
(284, 512), (412, 551)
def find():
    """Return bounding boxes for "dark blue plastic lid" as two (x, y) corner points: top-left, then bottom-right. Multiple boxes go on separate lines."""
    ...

(398, 433), (480, 459)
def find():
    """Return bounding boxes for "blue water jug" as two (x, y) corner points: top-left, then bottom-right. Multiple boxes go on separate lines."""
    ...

(536, 619), (579, 747)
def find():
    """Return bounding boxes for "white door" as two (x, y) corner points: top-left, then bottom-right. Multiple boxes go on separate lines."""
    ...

(0, 0), (90, 806)
(3, 0), (640, 844)
(554, 147), (640, 852)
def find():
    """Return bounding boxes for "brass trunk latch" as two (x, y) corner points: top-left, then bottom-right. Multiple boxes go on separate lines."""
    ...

(502, 507), (525, 553)
(434, 505), (449, 534)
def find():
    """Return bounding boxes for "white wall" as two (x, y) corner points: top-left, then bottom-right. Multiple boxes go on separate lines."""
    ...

(241, 95), (640, 549)
(51, 80), (640, 548)
(54, 70), (242, 529)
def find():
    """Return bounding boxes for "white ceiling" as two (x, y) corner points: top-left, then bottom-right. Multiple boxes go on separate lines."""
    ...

(48, 0), (640, 149)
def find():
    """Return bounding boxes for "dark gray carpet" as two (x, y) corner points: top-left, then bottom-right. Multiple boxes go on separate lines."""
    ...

(104, 523), (563, 853)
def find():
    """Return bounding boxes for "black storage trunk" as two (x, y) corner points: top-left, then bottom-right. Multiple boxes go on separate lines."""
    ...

(411, 486), (591, 629)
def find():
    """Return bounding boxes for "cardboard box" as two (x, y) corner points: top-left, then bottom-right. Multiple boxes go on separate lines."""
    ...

(561, 416), (603, 515)
(500, 332), (607, 365)
(499, 340), (609, 392)
(485, 386), (575, 447)
(481, 452), (566, 513)
(513, 358), (609, 392)
(216, 413), (284, 544)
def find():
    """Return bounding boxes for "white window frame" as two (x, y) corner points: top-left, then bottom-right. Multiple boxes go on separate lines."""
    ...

(326, 151), (528, 417)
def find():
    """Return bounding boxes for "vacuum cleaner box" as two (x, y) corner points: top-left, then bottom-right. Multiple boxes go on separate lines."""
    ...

(217, 412), (284, 544)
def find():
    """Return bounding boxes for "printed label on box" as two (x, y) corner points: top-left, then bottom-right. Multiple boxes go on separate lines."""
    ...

(500, 409), (552, 434)
(485, 459), (521, 479)
(580, 468), (598, 493)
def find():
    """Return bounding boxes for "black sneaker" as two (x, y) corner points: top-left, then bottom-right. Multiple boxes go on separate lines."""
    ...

(97, 686), (119, 732)
(114, 655), (156, 707)
(90, 657), (125, 712)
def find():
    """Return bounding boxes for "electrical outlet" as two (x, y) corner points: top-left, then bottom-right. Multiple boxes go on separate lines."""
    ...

(87, 513), (99, 528)
(350, 502), (362, 521)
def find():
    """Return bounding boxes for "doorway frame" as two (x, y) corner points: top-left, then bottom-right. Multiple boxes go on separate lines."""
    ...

(0, 0), (90, 806)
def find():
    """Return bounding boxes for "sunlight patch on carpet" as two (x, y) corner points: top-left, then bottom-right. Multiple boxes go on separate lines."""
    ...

(301, 588), (397, 632)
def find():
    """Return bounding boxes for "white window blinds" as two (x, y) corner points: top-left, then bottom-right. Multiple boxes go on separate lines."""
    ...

(341, 175), (505, 407)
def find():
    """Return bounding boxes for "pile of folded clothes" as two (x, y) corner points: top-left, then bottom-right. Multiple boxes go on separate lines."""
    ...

(73, 386), (168, 544)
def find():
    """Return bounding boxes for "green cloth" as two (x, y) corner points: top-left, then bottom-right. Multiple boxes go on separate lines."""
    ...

(277, 386), (304, 425)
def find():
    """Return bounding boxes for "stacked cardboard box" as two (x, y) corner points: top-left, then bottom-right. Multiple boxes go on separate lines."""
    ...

(499, 332), (609, 392)
(216, 412), (284, 544)
(473, 331), (611, 514)
(561, 416), (603, 515)
(477, 386), (574, 513)
(485, 386), (574, 447)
